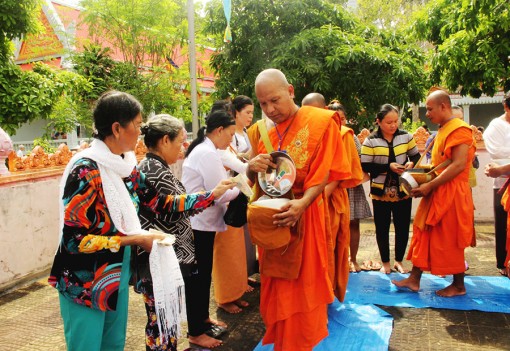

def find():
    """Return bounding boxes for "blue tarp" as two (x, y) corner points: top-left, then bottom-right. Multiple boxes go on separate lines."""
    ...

(345, 272), (510, 313)
(253, 299), (393, 351)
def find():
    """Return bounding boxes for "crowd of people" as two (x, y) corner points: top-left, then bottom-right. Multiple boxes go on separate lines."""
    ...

(48, 73), (510, 351)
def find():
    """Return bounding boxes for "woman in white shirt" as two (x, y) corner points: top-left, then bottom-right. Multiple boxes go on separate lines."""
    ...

(181, 110), (239, 347)
(483, 92), (510, 275)
(213, 96), (257, 314)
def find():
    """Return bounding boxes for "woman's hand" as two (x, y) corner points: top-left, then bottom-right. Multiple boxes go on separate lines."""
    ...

(136, 233), (167, 253)
(212, 179), (236, 198)
(247, 154), (277, 174)
(404, 161), (414, 170)
(390, 162), (406, 175)
(485, 162), (502, 178)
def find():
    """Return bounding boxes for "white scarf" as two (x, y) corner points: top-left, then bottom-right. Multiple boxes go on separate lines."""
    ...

(58, 139), (186, 338)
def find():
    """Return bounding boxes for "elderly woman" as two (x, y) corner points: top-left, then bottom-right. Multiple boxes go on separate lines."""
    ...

(48, 91), (228, 351)
(135, 114), (233, 350)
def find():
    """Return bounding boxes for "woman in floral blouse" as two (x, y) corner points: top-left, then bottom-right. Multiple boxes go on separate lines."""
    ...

(49, 91), (233, 351)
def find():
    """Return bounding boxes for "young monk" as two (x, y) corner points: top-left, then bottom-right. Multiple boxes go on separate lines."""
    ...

(485, 162), (510, 277)
(247, 69), (345, 351)
(392, 90), (476, 297)
(301, 92), (362, 302)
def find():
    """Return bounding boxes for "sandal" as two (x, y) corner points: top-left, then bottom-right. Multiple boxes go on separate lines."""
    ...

(360, 260), (373, 271)
(393, 263), (409, 274)
(204, 324), (228, 338)
(371, 261), (382, 271)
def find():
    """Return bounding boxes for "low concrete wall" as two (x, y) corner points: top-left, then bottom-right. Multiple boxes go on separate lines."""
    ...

(0, 175), (61, 291)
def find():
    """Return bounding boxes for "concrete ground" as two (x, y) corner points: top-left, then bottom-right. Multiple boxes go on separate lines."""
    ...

(0, 221), (509, 351)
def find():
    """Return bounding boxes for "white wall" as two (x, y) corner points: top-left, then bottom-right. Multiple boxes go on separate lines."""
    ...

(0, 176), (61, 291)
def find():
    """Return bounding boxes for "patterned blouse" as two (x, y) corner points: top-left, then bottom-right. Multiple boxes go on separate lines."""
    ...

(137, 153), (199, 280)
(48, 158), (214, 311)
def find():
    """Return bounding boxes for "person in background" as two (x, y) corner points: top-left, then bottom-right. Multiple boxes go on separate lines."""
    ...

(485, 162), (510, 278)
(16, 144), (25, 157)
(48, 91), (214, 351)
(182, 109), (268, 346)
(213, 95), (258, 314)
(328, 100), (372, 273)
(483, 92), (510, 276)
(136, 114), (235, 350)
(301, 93), (361, 302)
(393, 90), (476, 297)
(361, 104), (420, 274)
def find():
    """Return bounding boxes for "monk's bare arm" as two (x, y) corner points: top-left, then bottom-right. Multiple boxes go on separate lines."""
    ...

(273, 174), (329, 227)
(411, 143), (469, 197)
(324, 180), (339, 198)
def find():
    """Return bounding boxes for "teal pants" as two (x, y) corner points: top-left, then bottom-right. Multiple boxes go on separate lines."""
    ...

(59, 247), (131, 351)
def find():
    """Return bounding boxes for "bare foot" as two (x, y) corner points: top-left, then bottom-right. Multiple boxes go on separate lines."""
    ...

(218, 302), (242, 313)
(435, 284), (466, 297)
(393, 262), (409, 274)
(245, 285), (254, 293)
(379, 262), (392, 274)
(235, 299), (249, 308)
(350, 261), (361, 273)
(188, 333), (223, 348)
(392, 277), (420, 292)
(205, 317), (227, 328)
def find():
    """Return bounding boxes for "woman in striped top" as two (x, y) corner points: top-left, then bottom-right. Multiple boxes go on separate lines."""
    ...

(361, 104), (421, 274)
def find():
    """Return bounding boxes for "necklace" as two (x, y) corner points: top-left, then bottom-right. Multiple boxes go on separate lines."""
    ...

(274, 107), (299, 151)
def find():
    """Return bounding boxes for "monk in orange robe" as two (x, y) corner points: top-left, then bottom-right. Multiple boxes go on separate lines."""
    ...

(247, 69), (344, 351)
(392, 90), (476, 297)
(485, 163), (510, 277)
(301, 93), (362, 302)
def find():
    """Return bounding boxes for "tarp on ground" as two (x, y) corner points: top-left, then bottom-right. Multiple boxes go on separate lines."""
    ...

(254, 299), (393, 351)
(345, 272), (510, 313)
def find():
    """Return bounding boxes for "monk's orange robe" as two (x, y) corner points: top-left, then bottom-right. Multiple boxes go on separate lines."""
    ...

(407, 118), (475, 275)
(502, 185), (510, 268)
(325, 126), (363, 302)
(252, 106), (344, 351)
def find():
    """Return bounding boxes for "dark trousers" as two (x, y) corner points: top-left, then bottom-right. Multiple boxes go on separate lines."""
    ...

(373, 198), (412, 263)
(494, 189), (508, 269)
(186, 230), (216, 336)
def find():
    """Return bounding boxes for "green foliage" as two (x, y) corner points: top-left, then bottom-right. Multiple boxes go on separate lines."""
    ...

(33, 137), (56, 153)
(0, 62), (92, 135)
(410, 0), (510, 96)
(401, 117), (425, 133)
(203, 0), (427, 130)
(355, 0), (429, 29)
(81, 0), (188, 68)
(0, 0), (42, 61)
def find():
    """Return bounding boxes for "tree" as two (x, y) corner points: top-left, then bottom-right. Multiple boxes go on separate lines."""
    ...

(203, 0), (427, 129)
(354, 0), (429, 30)
(411, 0), (510, 97)
(0, 0), (41, 61)
(79, 0), (212, 121)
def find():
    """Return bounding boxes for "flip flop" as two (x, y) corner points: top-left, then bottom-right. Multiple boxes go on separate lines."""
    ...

(371, 261), (382, 271)
(360, 260), (373, 271)
(204, 324), (227, 339)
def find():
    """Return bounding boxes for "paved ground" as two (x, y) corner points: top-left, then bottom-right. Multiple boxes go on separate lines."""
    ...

(0, 221), (509, 351)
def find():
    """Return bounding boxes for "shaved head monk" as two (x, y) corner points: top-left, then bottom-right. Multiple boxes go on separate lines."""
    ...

(392, 90), (476, 297)
(248, 69), (345, 350)
(301, 92), (327, 108)
(302, 94), (362, 302)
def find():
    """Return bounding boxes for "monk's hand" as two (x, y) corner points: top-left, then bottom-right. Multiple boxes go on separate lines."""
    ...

(247, 154), (277, 174)
(272, 199), (306, 227)
(410, 182), (432, 198)
(404, 161), (414, 170)
(390, 162), (406, 175)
